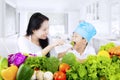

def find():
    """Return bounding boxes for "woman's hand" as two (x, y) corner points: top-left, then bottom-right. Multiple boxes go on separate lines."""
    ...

(41, 39), (65, 56)
(52, 39), (65, 47)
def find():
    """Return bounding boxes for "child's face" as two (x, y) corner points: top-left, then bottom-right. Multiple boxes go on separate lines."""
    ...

(72, 32), (87, 49)
(72, 32), (83, 43)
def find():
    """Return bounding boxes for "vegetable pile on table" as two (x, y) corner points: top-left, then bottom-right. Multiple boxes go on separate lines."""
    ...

(0, 42), (120, 80)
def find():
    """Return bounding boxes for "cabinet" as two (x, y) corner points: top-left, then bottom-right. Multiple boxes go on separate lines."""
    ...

(110, 0), (120, 36)
(5, 3), (17, 36)
(81, 0), (110, 35)
(0, 0), (18, 37)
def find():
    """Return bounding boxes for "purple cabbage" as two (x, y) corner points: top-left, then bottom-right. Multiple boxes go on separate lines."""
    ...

(8, 52), (27, 67)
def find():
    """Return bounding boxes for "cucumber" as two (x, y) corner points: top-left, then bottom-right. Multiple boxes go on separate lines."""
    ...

(16, 64), (34, 80)
(0, 57), (8, 80)
(0, 57), (8, 69)
(0, 77), (3, 80)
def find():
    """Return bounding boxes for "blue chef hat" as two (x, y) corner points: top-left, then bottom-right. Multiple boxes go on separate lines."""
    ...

(74, 21), (96, 42)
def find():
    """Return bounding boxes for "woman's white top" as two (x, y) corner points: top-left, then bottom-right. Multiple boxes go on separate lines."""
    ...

(18, 36), (56, 57)
(68, 44), (96, 59)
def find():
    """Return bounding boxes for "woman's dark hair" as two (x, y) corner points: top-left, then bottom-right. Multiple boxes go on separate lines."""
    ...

(26, 12), (50, 57)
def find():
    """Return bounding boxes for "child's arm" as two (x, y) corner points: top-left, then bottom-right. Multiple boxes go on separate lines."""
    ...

(76, 58), (86, 63)
(57, 48), (73, 59)
(58, 51), (66, 59)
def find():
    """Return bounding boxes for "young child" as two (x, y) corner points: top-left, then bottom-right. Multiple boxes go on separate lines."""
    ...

(58, 21), (96, 62)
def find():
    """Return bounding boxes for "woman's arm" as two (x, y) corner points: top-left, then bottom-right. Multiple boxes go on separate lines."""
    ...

(41, 39), (65, 56)
(41, 44), (55, 56)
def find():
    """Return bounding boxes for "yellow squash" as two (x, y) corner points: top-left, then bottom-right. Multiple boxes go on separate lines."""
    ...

(1, 65), (18, 80)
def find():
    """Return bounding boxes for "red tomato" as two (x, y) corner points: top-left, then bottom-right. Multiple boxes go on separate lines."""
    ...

(54, 71), (66, 80)
(59, 63), (70, 73)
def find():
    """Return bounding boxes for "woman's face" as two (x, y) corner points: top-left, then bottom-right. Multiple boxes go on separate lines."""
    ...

(33, 20), (49, 39)
(72, 32), (86, 49)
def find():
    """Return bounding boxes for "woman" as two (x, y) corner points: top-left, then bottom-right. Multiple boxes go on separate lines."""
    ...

(18, 12), (64, 57)
(58, 21), (96, 61)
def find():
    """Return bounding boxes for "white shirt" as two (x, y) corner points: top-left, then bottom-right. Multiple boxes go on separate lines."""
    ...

(68, 44), (96, 59)
(18, 36), (56, 57)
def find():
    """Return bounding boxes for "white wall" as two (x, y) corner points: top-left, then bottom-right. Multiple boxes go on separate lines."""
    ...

(0, 0), (2, 36)
(5, 0), (16, 8)
(17, 0), (84, 11)
(19, 11), (28, 36)
(68, 11), (80, 35)
(0, 0), (4, 37)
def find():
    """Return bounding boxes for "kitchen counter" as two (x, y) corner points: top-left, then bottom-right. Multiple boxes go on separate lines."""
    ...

(92, 35), (120, 53)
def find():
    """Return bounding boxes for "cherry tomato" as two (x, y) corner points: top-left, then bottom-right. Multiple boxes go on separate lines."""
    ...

(59, 63), (70, 73)
(54, 71), (66, 80)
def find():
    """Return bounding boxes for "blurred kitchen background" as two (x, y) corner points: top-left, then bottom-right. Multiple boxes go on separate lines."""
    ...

(0, 0), (120, 57)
